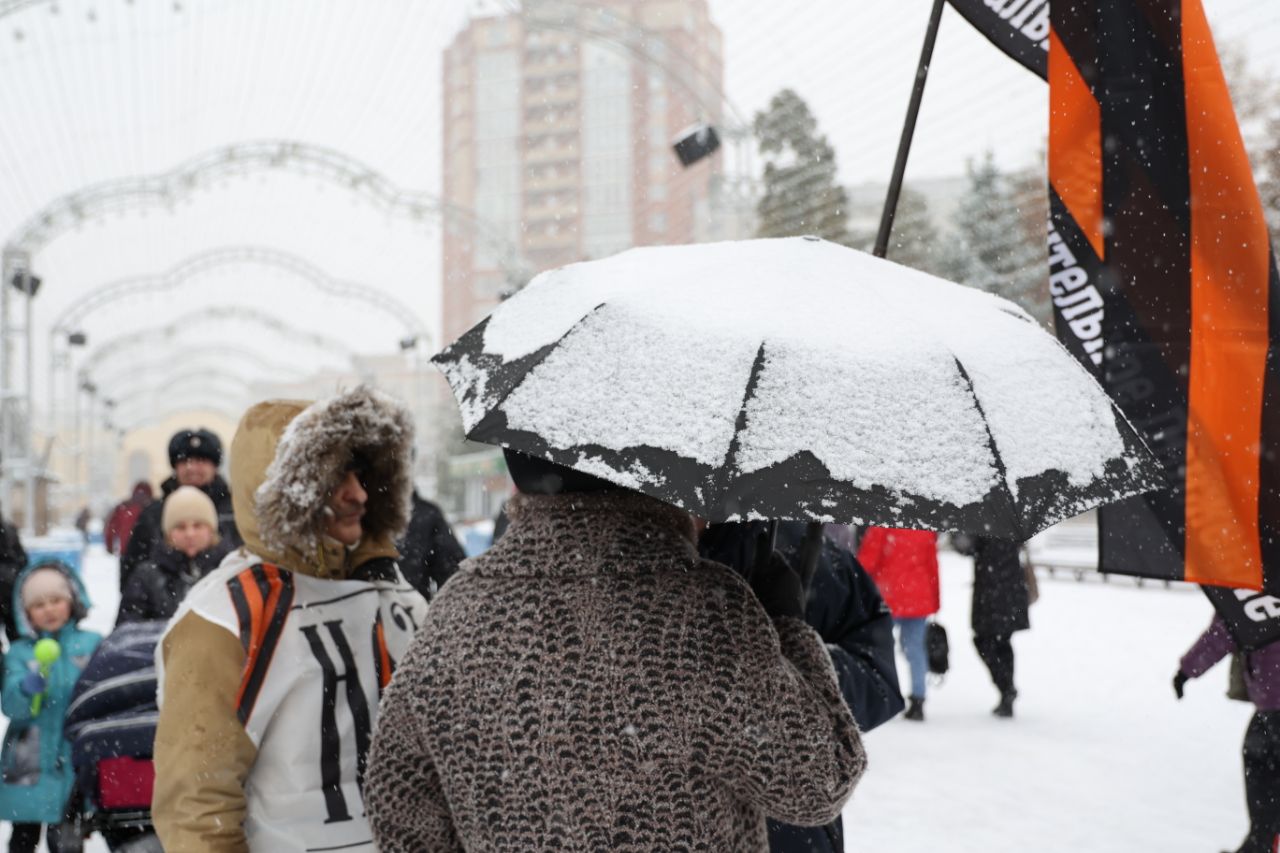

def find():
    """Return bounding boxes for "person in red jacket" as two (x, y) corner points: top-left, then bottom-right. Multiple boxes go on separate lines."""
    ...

(104, 482), (154, 556)
(857, 527), (940, 721)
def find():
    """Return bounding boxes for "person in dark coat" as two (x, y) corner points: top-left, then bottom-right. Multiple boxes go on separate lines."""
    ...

(1176, 617), (1280, 853)
(952, 534), (1030, 717)
(395, 489), (466, 600)
(104, 481), (154, 556)
(117, 486), (233, 625)
(0, 503), (27, 642)
(120, 428), (240, 591)
(700, 520), (904, 853)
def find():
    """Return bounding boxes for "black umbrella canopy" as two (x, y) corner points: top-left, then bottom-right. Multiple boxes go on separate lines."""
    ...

(435, 237), (1162, 540)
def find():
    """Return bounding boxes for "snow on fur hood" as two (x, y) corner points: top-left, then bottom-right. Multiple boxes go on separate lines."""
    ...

(230, 386), (414, 577)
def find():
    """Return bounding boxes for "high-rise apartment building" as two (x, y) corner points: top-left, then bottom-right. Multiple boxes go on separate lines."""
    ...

(441, 0), (725, 344)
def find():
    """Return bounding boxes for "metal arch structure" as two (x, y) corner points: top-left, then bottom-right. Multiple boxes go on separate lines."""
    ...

(4, 140), (529, 279)
(0, 0), (63, 19)
(96, 361), (289, 408)
(84, 305), (357, 370)
(109, 369), (258, 412)
(117, 397), (249, 435)
(90, 343), (309, 390)
(51, 245), (431, 344)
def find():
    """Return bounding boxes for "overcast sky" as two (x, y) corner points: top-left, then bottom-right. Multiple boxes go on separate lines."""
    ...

(0, 0), (1274, 418)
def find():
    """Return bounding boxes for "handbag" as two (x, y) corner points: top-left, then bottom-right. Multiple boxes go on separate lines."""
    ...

(926, 621), (950, 676)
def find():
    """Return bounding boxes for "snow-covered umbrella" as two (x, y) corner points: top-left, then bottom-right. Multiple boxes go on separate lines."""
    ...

(434, 237), (1162, 540)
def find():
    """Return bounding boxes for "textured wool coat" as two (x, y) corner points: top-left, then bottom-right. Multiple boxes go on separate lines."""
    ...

(700, 520), (903, 853)
(365, 491), (866, 853)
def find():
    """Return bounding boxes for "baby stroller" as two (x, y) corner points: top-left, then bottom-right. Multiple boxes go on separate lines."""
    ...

(63, 621), (165, 852)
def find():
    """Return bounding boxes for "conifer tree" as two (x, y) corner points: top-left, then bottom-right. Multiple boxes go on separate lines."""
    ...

(753, 89), (852, 245)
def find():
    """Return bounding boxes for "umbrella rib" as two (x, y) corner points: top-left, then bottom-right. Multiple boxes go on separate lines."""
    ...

(952, 357), (1024, 539)
(715, 343), (769, 508)
(458, 304), (609, 440)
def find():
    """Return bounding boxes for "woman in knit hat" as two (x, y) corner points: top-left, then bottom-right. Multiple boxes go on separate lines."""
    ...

(116, 486), (234, 625)
(0, 562), (100, 852)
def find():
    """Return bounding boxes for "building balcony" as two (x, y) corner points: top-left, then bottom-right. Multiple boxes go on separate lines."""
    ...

(524, 144), (580, 165)
(523, 171), (579, 192)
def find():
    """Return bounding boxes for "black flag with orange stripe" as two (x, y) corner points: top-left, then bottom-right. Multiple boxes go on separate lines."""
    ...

(1049, 1), (1280, 643)
(947, 0), (1049, 79)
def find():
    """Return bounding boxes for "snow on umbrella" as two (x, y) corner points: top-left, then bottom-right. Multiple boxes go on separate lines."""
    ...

(434, 236), (1162, 540)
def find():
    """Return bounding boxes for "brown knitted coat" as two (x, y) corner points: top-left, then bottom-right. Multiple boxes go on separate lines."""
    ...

(365, 491), (866, 852)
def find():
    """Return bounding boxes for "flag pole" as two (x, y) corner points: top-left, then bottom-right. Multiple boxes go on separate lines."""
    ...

(797, 0), (947, 587)
(873, 0), (947, 258)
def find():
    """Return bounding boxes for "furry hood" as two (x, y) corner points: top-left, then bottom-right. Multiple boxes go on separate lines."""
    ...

(231, 386), (415, 577)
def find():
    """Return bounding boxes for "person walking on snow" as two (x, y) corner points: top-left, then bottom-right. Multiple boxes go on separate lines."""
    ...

(1176, 617), (1280, 853)
(364, 449), (866, 852)
(152, 388), (428, 853)
(104, 481), (153, 556)
(0, 562), (102, 853)
(116, 485), (233, 625)
(952, 534), (1031, 717)
(120, 428), (240, 590)
(857, 526), (940, 721)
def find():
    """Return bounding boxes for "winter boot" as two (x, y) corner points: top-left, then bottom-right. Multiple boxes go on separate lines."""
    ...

(903, 696), (925, 722)
(993, 689), (1017, 718)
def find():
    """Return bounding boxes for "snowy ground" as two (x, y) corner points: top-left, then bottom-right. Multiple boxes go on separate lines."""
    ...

(847, 551), (1251, 853)
(7, 539), (1254, 852)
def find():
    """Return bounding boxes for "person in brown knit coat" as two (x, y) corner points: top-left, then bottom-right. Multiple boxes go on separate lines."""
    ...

(365, 450), (867, 852)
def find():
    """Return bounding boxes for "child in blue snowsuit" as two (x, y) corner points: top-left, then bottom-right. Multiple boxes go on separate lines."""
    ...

(0, 562), (101, 853)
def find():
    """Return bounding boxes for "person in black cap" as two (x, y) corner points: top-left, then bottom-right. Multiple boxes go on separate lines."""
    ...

(119, 427), (241, 591)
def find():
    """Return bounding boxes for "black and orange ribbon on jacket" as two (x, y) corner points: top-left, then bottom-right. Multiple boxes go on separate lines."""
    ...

(1048, 2), (1280, 639)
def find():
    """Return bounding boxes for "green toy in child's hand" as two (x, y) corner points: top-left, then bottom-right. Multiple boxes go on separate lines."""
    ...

(29, 638), (61, 716)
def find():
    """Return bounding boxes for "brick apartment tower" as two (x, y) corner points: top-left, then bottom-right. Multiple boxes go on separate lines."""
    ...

(441, 0), (724, 345)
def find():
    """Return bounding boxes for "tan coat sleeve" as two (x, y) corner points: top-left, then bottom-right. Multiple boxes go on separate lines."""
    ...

(697, 568), (867, 826)
(153, 612), (259, 853)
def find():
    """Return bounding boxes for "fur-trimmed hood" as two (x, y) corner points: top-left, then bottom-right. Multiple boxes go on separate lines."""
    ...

(230, 386), (415, 578)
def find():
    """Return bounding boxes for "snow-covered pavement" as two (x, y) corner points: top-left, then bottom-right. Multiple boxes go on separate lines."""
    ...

(9, 543), (1253, 852)
(847, 551), (1251, 852)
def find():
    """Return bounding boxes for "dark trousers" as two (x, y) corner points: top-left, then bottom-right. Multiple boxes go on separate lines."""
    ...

(974, 633), (1015, 695)
(7, 820), (78, 853)
(1240, 711), (1280, 853)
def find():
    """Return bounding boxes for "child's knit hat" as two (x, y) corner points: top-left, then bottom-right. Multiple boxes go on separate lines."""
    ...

(162, 486), (220, 539)
(21, 566), (73, 609)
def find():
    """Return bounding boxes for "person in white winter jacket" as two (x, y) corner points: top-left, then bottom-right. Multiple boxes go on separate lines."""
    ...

(152, 388), (428, 853)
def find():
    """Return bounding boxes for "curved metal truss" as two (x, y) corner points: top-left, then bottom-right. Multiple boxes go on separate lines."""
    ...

(85, 305), (355, 371)
(53, 245), (430, 343)
(0, 0), (61, 19)
(7, 140), (530, 282)
(117, 396), (249, 434)
(110, 367), (257, 410)
(91, 343), (309, 390)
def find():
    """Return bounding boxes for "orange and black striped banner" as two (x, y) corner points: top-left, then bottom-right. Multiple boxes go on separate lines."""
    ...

(1049, 1), (1280, 615)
